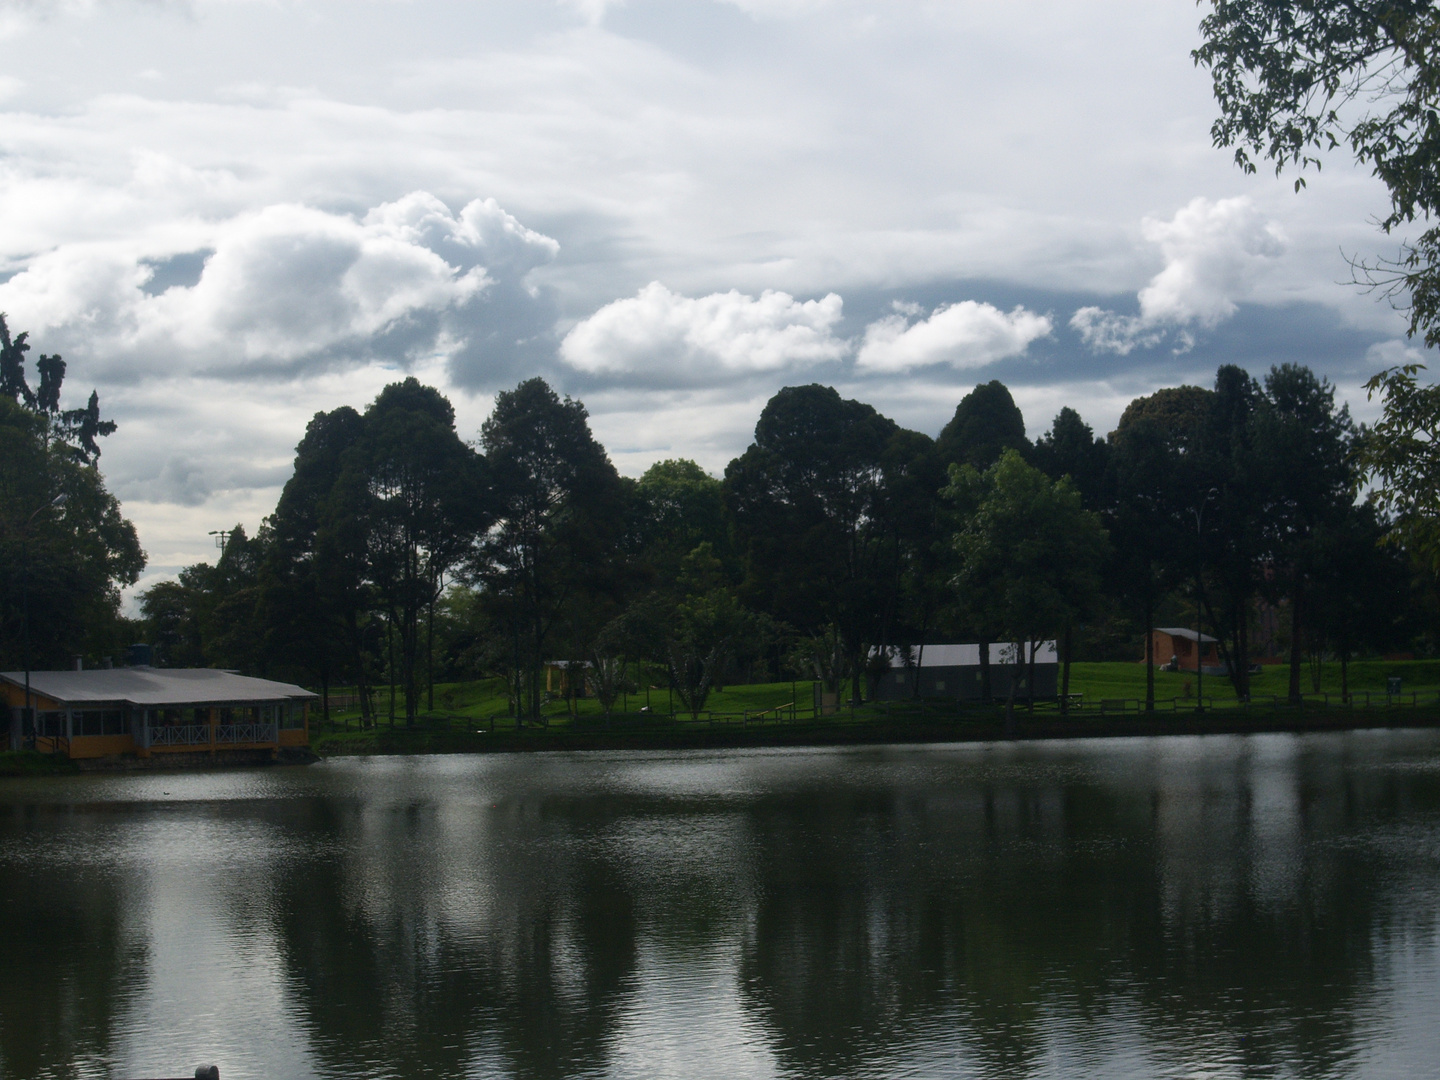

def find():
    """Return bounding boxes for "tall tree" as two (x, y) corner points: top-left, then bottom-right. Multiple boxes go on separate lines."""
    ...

(0, 319), (143, 673)
(1191, 366), (1269, 701)
(1305, 503), (1413, 700)
(354, 379), (489, 722)
(1248, 364), (1358, 703)
(474, 378), (626, 724)
(262, 406), (370, 720)
(1107, 387), (1209, 709)
(725, 385), (921, 704)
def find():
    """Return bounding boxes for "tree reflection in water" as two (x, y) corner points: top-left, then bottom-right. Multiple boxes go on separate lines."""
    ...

(1, 734), (1439, 1079)
(0, 801), (145, 1080)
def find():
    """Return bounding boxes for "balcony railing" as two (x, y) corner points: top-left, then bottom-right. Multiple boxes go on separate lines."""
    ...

(216, 723), (278, 745)
(149, 724), (212, 746)
(147, 723), (279, 747)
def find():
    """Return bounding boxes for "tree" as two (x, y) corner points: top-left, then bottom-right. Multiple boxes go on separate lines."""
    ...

(0, 319), (143, 674)
(935, 380), (1030, 470)
(1305, 503), (1413, 700)
(474, 378), (626, 724)
(1248, 364), (1358, 703)
(661, 543), (752, 718)
(1033, 406), (1109, 508)
(947, 450), (1110, 730)
(1195, 0), (1440, 344)
(1190, 366), (1269, 702)
(354, 379), (490, 723)
(1106, 388), (1208, 709)
(138, 580), (204, 668)
(262, 406), (370, 722)
(633, 459), (732, 585)
(1359, 363), (1440, 571)
(725, 385), (922, 704)
(139, 525), (269, 672)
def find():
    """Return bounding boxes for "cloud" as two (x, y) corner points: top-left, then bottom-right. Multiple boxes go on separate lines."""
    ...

(1072, 196), (1285, 355)
(557, 0), (623, 24)
(1364, 338), (1429, 370)
(0, 191), (559, 379)
(855, 300), (1051, 373)
(1068, 308), (1165, 357)
(560, 281), (846, 383)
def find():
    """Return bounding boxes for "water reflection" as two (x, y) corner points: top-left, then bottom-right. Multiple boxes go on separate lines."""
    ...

(1, 733), (1438, 1079)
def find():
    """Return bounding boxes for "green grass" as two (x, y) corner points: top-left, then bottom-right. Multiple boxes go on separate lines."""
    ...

(317, 676), (803, 727)
(305, 660), (1440, 756)
(0, 751), (80, 777)
(1066, 660), (1440, 704)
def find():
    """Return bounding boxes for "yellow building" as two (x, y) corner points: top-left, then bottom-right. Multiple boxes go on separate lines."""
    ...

(1, 667), (316, 764)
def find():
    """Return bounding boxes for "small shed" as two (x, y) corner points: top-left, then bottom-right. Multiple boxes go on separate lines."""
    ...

(871, 642), (1058, 702)
(1148, 628), (1226, 675)
(544, 661), (591, 698)
(1, 667), (316, 762)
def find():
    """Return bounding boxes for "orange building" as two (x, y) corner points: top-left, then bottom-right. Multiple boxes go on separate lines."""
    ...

(1147, 628), (1226, 674)
(2, 667), (315, 764)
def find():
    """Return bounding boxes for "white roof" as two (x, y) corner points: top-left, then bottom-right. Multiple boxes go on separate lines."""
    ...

(0, 668), (318, 707)
(1156, 627), (1218, 645)
(873, 642), (1057, 667)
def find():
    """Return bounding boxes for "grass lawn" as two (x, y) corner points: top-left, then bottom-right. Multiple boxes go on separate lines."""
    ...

(319, 676), (805, 728)
(1066, 659), (1440, 704)
(306, 659), (1440, 755)
(0, 750), (79, 777)
(320, 660), (1440, 722)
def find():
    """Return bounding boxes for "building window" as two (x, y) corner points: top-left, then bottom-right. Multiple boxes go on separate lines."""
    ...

(74, 710), (125, 736)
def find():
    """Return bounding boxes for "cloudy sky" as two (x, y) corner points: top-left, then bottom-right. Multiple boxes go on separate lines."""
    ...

(0, 0), (1426, 598)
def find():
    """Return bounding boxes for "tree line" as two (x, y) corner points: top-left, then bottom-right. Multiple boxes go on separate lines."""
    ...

(0, 311), (1428, 719)
(136, 366), (1426, 722)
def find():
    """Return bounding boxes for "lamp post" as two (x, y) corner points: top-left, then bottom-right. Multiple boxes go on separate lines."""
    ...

(1193, 488), (1217, 713)
(21, 493), (67, 752)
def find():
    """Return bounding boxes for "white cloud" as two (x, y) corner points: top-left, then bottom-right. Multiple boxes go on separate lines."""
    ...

(1068, 308), (1164, 357)
(1072, 196), (1285, 354)
(560, 281), (846, 381)
(0, 0), (1410, 582)
(1364, 338), (1429, 371)
(855, 300), (1051, 373)
(0, 191), (558, 377)
(1138, 195), (1284, 325)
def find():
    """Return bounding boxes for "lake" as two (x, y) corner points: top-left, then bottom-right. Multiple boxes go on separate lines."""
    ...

(4, 732), (1440, 1080)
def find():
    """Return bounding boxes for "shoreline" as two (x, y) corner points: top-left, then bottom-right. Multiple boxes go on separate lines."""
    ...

(7, 710), (1436, 776)
(310, 708), (1440, 758)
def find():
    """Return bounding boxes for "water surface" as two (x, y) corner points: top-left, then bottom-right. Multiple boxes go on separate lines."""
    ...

(4, 732), (1440, 1079)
